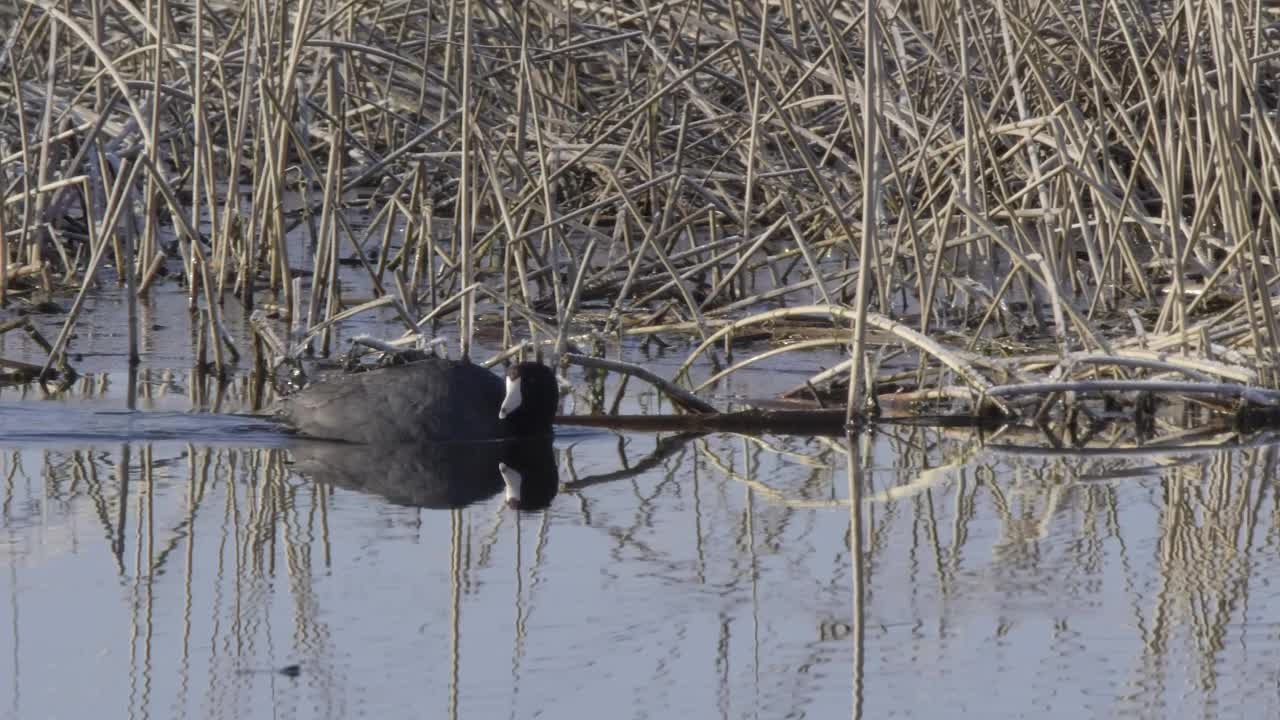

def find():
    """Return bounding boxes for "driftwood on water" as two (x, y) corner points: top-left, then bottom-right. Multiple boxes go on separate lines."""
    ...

(555, 408), (1005, 435)
(555, 350), (1280, 439)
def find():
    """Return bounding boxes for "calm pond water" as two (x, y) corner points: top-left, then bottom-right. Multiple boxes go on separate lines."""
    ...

(3, 396), (1280, 718)
(2, 288), (1280, 718)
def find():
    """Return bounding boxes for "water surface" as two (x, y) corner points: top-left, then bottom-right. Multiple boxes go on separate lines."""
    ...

(2, 284), (1279, 718)
(2, 399), (1278, 718)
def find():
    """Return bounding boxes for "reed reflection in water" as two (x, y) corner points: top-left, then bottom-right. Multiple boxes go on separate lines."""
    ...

(1, 426), (1279, 718)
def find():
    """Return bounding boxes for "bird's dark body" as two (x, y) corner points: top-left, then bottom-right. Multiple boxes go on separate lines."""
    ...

(279, 358), (508, 444)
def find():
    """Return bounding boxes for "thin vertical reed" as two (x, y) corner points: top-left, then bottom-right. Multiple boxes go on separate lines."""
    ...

(847, 2), (882, 420)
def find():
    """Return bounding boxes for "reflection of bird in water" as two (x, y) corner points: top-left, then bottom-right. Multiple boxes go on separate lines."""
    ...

(288, 437), (559, 511)
(236, 664), (302, 677)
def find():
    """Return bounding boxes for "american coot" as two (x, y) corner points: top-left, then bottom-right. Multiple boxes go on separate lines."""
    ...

(279, 358), (559, 444)
(289, 437), (559, 510)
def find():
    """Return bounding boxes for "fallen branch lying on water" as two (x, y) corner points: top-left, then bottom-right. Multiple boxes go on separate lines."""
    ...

(562, 353), (718, 414)
(556, 408), (1004, 435)
(984, 380), (1280, 406)
(556, 346), (1280, 442)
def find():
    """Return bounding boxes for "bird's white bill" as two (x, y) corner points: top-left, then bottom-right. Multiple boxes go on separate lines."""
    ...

(498, 375), (522, 419)
(499, 462), (523, 503)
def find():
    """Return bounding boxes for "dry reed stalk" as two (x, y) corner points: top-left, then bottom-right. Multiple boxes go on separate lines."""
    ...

(0, 161), (6, 306)
(847, 1), (884, 420)
(457, 0), (475, 360)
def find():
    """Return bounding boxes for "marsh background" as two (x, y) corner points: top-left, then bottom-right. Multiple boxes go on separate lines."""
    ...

(4, 0), (1280, 717)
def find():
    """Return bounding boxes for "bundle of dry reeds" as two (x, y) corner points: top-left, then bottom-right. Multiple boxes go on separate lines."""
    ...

(1, 0), (1278, 428)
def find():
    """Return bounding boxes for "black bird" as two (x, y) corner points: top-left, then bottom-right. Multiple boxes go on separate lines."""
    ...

(279, 358), (560, 444)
